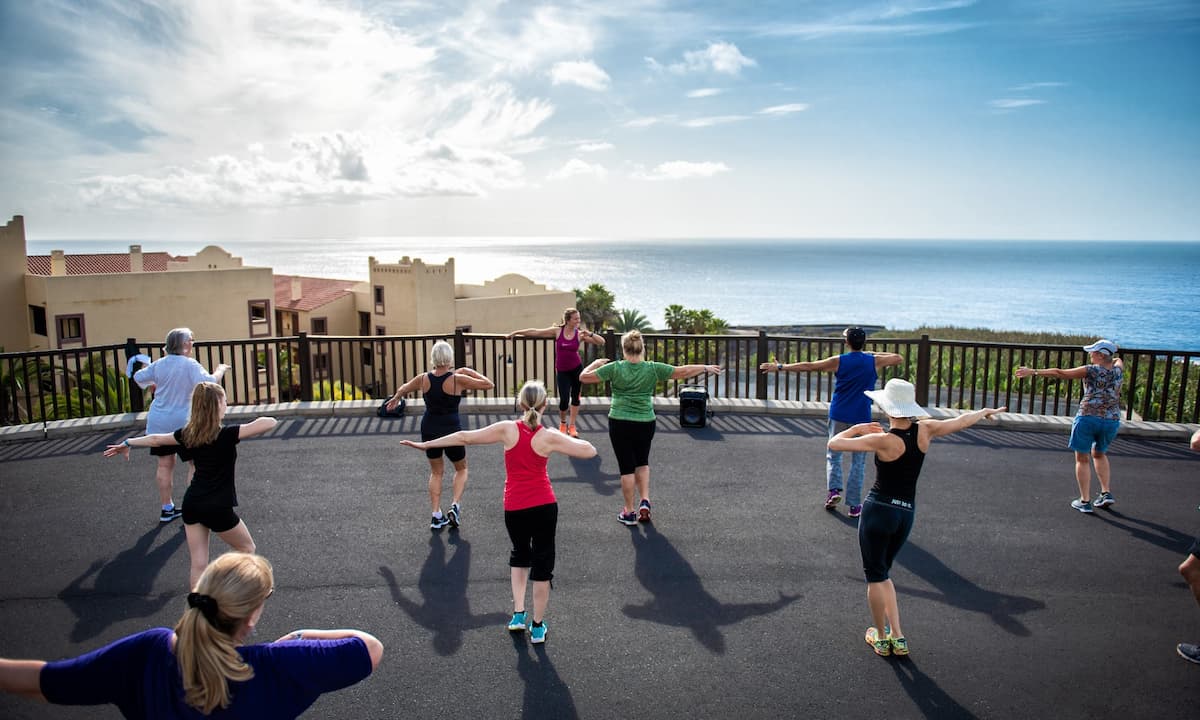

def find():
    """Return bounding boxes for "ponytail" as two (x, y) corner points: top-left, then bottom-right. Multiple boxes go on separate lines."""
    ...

(517, 381), (548, 430)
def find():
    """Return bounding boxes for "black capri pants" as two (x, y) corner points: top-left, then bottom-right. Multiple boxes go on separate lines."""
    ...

(556, 365), (583, 412)
(504, 502), (558, 582)
(608, 417), (656, 475)
(858, 494), (915, 583)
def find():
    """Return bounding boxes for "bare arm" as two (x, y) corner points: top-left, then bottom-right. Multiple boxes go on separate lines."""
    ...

(386, 374), (427, 410)
(507, 326), (557, 339)
(1015, 365), (1088, 380)
(871, 352), (904, 369)
(103, 432), (180, 458)
(922, 407), (1007, 439)
(534, 430), (598, 459)
(398, 421), (513, 450)
(579, 329), (606, 347)
(580, 358), (610, 384)
(273, 629), (383, 671)
(238, 417), (278, 440)
(452, 367), (495, 391)
(827, 422), (898, 456)
(1190, 428), (1200, 452)
(211, 363), (230, 383)
(0, 658), (47, 701)
(669, 364), (722, 381)
(760, 355), (839, 373)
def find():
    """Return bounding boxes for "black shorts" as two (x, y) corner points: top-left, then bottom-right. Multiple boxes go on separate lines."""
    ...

(421, 416), (465, 462)
(183, 506), (241, 533)
(858, 494), (915, 583)
(608, 417), (656, 475)
(150, 445), (182, 458)
(504, 503), (558, 582)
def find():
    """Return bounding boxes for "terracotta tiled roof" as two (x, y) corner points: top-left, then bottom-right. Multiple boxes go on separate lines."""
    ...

(274, 274), (360, 312)
(26, 252), (178, 275)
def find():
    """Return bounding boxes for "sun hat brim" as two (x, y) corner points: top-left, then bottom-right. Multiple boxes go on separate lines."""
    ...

(864, 388), (928, 418)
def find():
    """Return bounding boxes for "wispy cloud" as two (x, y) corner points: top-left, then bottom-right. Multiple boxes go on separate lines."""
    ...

(548, 157), (607, 181)
(1009, 81), (1066, 92)
(758, 103), (809, 116)
(633, 160), (731, 181)
(623, 115), (672, 128)
(646, 41), (756, 76)
(989, 98), (1046, 109)
(577, 141), (614, 152)
(686, 88), (724, 98)
(550, 60), (611, 91)
(757, 0), (976, 39)
(681, 115), (751, 128)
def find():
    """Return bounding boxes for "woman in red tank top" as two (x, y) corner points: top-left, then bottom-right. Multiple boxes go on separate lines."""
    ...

(399, 381), (597, 644)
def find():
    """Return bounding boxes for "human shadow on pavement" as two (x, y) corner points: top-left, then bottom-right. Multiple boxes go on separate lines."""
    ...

(622, 523), (800, 654)
(890, 657), (980, 720)
(379, 533), (507, 656)
(511, 632), (579, 719)
(58, 523), (185, 643)
(561, 454), (620, 497)
(895, 542), (1044, 636)
(1090, 508), (1193, 554)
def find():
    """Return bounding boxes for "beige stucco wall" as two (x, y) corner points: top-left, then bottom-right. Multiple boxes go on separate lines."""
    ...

(368, 256), (456, 334)
(0, 216), (29, 352)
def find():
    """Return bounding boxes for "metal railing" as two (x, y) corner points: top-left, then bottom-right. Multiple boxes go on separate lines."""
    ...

(3, 332), (1197, 425)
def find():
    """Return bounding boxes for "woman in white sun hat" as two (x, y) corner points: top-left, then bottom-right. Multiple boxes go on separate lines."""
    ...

(1015, 339), (1124, 514)
(828, 378), (1005, 658)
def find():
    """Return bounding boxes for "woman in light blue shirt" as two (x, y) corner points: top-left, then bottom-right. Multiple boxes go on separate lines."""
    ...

(133, 328), (228, 523)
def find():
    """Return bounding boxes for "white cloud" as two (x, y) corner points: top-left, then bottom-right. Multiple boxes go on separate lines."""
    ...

(1009, 82), (1066, 92)
(989, 98), (1046, 109)
(686, 88), (723, 98)
(550, 60), (611, 91)
(647, 41), (756, 76)
(577, 141), (614, 152)
(758, 103), (810, 116)
(681, 115), (750, 128)
(633, 160), (731, 181)
(547, 158), (607, 181)
(623, 116), (670, 128)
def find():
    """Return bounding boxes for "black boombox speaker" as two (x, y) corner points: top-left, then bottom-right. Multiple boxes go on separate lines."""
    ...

(679, 385), (710, 428)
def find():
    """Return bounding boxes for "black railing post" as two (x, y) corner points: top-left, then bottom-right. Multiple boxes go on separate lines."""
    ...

(915, 334), (931, 405)
(125, 337), (145, 412)
(605, 331), (618, 360)
(298, 332), (313, 401)
(756, 330), (768, 400)
(454, 328), (467, 368)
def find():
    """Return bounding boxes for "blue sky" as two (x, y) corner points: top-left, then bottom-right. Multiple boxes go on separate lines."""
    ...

(2, 0), (1198, 241)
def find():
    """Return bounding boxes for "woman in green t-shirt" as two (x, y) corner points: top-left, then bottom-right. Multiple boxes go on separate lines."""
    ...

(581, 330), (721, 526)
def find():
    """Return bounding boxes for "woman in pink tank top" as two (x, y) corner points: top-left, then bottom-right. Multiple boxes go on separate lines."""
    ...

(399, 381), (597, 644)
(507, 308), (606, 438)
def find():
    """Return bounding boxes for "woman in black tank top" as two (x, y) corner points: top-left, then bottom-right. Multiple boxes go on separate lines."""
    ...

(829, 379), (1005, 658)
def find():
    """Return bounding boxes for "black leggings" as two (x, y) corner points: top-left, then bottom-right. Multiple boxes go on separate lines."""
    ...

(504, 502), (558, 582)
(608, 417), (656, 475)
(556, 366), (583, 412)
(858, 495), (914, 583)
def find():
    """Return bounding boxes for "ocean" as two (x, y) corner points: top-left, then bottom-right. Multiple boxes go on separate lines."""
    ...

(27, 237), (1200, 351)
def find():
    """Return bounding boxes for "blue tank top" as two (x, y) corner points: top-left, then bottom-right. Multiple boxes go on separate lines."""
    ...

(828, 351), (878, 424)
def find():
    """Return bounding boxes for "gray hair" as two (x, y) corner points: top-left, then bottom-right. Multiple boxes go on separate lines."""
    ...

(430, 340), (454, 368)
(164, 328), (194, 355)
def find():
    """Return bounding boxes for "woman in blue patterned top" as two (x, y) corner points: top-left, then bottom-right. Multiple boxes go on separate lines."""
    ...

(1016, 339), (1125, 513)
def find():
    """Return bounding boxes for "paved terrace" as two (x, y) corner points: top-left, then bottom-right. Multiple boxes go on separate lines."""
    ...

(1, 400), (1198, 720)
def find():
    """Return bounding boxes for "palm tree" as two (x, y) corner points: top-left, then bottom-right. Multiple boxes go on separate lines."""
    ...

(613, 308), (653, 333)
(574, 283), (617, 331)
(664, 304), (687, 333)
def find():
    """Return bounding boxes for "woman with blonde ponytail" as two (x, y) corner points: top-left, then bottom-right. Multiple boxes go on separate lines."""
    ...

(0, 552), (382, 717)
(400, 381), (597, 644)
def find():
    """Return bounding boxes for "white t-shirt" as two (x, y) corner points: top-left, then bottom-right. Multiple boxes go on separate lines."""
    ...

(133, 355), (217, 433)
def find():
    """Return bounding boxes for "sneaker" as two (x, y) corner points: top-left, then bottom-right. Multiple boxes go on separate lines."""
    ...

(1093, 491), (1115, 508)
(507, 611), (527, 632)
(638, 499), (652, 523)
(848, 504), (863, 519)
(890, 636), (909, 656)
(567, 425), (579, 438)
(865, 627), (891, 657)
(1071, 499), (1094, 514)
(431, 513), (450, 530)
(559, 422), (567, 434)
(530, 622), (547, 644)
(618, 510), (638, 526)
(447, 503), (461, 528)
(1178, 642), (1200, 664)
(824, 489), (843, 510)
(159, 506), (182, 523)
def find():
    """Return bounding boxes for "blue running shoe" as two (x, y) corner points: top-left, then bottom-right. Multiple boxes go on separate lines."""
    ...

(507, 611), (527, 632)
(431, 513), (450, 530)
(447, 503), (461, 527)
(530, 622), (547, 644)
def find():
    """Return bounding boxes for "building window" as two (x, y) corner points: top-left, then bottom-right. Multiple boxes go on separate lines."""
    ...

(29, 306), (47, 336)
(374, 285), (385, 314)
(311, 317), (328, 335)
(248, 299), (271, 338)
(314, 352), (330, 380)
(55, 314), (85, 347)
(375, 326), (387, 359)
(361, 347), (374, 367)
(358, 311), (371, 336)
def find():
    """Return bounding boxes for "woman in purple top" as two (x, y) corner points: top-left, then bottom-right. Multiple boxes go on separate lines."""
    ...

(133, 328), (229, 523)
(508, 308), (605, 438)
(0, 552), (382, 718)
(1016, 339), (1125, 513)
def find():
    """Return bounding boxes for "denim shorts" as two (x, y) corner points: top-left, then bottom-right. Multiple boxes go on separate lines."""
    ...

(1068, 415), (1120, 454)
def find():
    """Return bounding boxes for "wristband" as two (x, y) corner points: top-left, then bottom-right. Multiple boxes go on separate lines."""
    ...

(123, 439), (132, 447)
(777, 363), (783, 370)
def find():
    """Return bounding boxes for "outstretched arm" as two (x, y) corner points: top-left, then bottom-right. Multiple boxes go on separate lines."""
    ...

(871, 352), (904, 369)
(827, 422), (891, 453)
(238, 417), (278, 440)
(274, 629), (384, 671)
(580, 358), (610, 384)
(923, 407), (1007, 439)
(760, 355), (839, 374)
(507, 326), (557, 339)
(1015, 365), (1088, 380)
(211, 363), (230, 383)
(453, 367), (495, 391)
(536, 431), (598, 459)
(103, 432), (180, 458)
(669, 364), (722, 380)
(399, 421), (512, 450)
(386, 374), (426, 410)
(0, 658), (47, 701)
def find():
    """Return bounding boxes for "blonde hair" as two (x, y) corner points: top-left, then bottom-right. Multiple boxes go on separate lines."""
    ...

(621, 330), (644, 358)
(518, 381), (547, 429)
(181, 382), (225, 448)
(559, 308), (579, 327)
(430, 340), (454, 368)
(174, 553), (274, 714)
